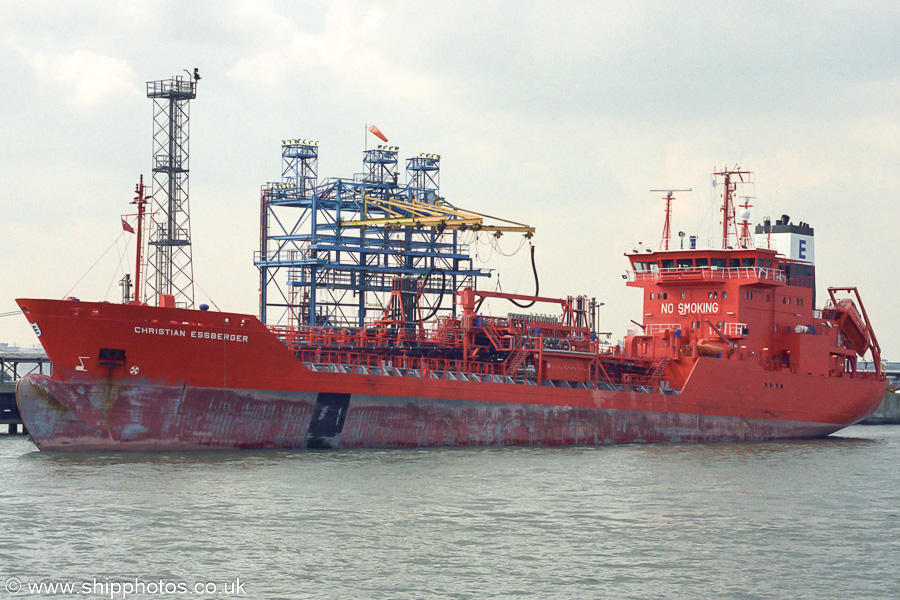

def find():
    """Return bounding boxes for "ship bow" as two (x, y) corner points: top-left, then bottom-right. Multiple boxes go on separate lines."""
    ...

(16, 375), (113, 451)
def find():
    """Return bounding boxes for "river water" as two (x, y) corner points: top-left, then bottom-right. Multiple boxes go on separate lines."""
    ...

(2, 426), (899, 600)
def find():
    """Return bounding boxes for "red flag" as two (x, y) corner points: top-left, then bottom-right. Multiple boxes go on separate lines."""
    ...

(368, 124), (388, 143)
(122, 218), (135, 234)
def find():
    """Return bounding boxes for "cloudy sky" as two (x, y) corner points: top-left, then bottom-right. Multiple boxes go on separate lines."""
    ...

(1, 0), (898, 359)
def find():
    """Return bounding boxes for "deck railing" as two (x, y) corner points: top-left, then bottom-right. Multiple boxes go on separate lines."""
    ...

(630, 266), (785, 283)
(631, 321), (748, 338)
(645, 323), (681, 335)
(722, 322), (749, 337)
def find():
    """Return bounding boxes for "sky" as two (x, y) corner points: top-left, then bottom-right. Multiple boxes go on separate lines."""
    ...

(1, 0), (898, 359)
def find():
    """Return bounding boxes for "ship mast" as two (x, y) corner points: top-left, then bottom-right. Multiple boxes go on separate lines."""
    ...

(132, 175), (148, 303)
(713, 167), (752, 249)
(651, 188), (691, 250)
(737, 195), (755, 249)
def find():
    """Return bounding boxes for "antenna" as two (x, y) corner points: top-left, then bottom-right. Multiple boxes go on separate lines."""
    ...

(650, 188), (691, 251)
(711, 167), (752, 250)
(737, 195), (756, 249)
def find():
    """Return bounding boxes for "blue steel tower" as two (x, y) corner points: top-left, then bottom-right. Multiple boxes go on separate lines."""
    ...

(255, 141), (491, 328)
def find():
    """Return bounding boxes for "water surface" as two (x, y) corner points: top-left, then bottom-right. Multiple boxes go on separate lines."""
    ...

(2, 426), (898, 599)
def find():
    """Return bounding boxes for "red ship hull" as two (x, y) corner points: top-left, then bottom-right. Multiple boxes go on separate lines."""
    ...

(15, 298), (884, 451)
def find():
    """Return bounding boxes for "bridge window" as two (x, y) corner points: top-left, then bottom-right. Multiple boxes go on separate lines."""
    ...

(695, 258), (709, 267)
(634, 261), (646, 273)
(712, 258), (726, 268)
(661, 259), (675, 269)
(677, 258), (693, 268)
(742, 258), (755, 267)
(729, 258), (741, 268)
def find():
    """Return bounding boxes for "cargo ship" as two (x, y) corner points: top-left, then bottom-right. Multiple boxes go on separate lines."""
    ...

(12, 77), (885, 450)
(15, 166), (886, 451)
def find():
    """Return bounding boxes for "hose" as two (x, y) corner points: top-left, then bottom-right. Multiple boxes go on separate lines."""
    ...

(473, 243), (539, 313)
(419, 267), (446, 321)
(507, 244), (538, 309)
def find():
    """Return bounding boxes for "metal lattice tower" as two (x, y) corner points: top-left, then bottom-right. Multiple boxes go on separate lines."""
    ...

(406, 153), (441, 203)
(144, 73), (197, 308)
(256, 141), (487, 328)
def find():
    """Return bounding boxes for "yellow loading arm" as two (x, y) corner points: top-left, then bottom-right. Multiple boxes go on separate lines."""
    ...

(340, 195), (535, 237)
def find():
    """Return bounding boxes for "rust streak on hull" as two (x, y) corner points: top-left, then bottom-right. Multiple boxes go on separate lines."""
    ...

(17, 374), (878, 452)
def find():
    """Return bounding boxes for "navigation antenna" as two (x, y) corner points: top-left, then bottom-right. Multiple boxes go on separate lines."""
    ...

(737, 195), (756, 249)
(651, 188), (691, 250)
(144, 70), (199, 308)
(712, 166), (752, 249)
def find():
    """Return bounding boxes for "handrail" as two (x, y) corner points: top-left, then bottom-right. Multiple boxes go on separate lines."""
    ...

(722, 322), (748, 337)
(645, 323), (680, 335)
(630, 266), (785, 283)
(267, 321), (652, 387)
